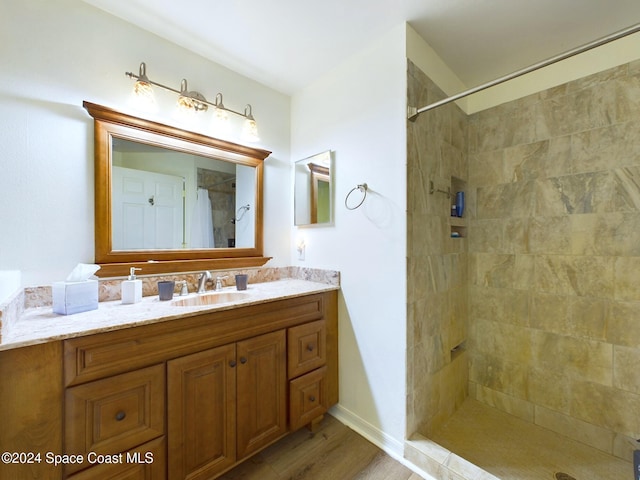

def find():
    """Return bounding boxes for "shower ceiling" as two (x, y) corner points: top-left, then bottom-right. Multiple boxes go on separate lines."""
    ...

(82, 0), (640, 95)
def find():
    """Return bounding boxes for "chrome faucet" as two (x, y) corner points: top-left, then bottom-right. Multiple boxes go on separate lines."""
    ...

(196, 271), (212, 293)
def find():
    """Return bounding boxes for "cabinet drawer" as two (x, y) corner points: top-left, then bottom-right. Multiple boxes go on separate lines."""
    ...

(65, 364), (165, 475)
(64, 294), (325, 386)
(289, 366), (327, 431)
(287, 320), (326, 379)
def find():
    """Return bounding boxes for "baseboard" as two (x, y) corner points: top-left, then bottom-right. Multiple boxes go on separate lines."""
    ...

(329, 404), (437, 480)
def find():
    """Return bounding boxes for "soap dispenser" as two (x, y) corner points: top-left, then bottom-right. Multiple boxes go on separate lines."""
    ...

(121, 267), (142, 304)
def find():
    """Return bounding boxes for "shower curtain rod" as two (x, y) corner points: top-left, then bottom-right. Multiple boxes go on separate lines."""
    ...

(407, 22), (640, 120)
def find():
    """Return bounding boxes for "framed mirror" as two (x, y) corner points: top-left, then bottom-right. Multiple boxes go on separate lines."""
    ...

(294, 151), (333, 226)
(84, 101), (271, 277)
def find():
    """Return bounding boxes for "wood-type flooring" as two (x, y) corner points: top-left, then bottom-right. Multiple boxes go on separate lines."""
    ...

(219, 414), (424, 480)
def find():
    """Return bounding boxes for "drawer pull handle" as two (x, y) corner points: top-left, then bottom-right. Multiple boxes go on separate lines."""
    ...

(309, 395), (316, 402)
(240, 357), (248, 364)
(229, 360), (237, 367)
(115, 411), (126, 421)
(306, 344), (314, 352)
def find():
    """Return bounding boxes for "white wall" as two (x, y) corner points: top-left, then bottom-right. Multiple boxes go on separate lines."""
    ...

(0, 0), (291, 286)
(291, 25), (408, 451)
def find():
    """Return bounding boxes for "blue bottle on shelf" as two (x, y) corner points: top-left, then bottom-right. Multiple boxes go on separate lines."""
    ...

(455, 191), (465, 217)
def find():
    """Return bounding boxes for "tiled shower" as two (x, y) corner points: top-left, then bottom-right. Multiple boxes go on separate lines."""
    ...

(407, 58), (640, 471)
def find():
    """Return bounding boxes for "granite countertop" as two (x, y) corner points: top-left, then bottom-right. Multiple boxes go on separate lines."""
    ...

(0, 279), (339, 352)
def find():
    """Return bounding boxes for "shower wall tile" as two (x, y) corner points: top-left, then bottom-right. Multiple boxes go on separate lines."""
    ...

(568, 296), (607, 341)
(570, 381), (640, 438)
(538, 81), (617, 137)
(407, 60), (469, 437)
(530, 330), (613, 386)
(613, 432), (639, 462)
(613, 345), (640, 394)
(528, 366), (571, 413)
(613, 166), (640, 211)
(473, 383), (534, 422)
(528, 216), (570, 254)
(503, 136), (571, 182)
(502, 218), (530, 254)
(469, 285), (505, 322)
(533, 255), (614, 297)
(467, 61), (640, 459)
(468, 150), (506, 187)
(467, 220), (503, 253)
(530, 293), (606, 342)
(473, 319), (532, 365)
(529, 293), (570, 333)
(534, 405), (615, 454)
(614, 256), (640, 301)
(606, 300), (640, 348)
(614, 69), (640, 123)
(477, 180), (536, 219)
(535, 172), (614, 216)
(470, 253), (515, 288)
(469, 353), (529, 400)
(513, 254), (535, 290)
(571, 122), (640, 173)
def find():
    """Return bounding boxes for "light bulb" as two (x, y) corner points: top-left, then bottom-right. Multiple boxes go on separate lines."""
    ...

(242, 118), (259, 142)
(212, 107), (230, 137)
(130, 81), (156, 112)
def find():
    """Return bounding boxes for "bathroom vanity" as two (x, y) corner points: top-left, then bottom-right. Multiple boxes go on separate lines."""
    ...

(0, 280), (338, 480)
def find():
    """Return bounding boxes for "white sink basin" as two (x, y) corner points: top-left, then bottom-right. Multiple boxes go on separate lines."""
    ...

(171, 291), (248, 307)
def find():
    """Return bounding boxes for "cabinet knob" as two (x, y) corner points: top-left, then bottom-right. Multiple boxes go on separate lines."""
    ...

(309, 395), (316, 402)
(306, 344), (314, 352)
(115, 411), (126, 421)
(229, 360), (237, 367)
(240, 357), (248, 364)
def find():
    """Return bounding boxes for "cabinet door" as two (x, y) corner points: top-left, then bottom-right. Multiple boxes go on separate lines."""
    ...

(236, 330), (287, 459)
(167, 344), (236, 480)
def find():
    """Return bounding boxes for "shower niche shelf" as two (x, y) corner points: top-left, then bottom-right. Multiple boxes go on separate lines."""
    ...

(449, 176), (466, 238)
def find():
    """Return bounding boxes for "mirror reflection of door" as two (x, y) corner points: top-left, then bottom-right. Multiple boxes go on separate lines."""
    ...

(111, 138), (257, 250)
(112, 166), (185, 250)
(294, 151), (332, 226)
(309, 163), (330, 224)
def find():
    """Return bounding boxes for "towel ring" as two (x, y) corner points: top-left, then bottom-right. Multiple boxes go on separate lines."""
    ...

(345, 183), (368, 210)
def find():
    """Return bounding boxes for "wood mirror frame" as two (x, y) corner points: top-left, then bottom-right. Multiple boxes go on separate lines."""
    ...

(84, 101), (272, 277)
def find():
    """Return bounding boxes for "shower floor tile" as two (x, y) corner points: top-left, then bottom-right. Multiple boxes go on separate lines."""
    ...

(429, 399), (632, 480)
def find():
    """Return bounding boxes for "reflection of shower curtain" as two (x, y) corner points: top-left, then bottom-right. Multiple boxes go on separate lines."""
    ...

(191, 188), (215, 248)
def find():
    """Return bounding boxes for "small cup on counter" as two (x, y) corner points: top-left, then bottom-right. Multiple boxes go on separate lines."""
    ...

(157, 280), (176, 301)
(235, 274), (248, 291)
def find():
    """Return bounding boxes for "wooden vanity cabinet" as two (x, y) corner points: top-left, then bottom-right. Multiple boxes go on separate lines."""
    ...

(235, 330), (287, 459)
(56, 290), (337, 480)
(167, 344), (237, 480)
(167, 330), (287, 480)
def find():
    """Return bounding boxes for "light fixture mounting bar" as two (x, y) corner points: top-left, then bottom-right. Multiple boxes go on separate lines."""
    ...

(126, 64), (253, 119)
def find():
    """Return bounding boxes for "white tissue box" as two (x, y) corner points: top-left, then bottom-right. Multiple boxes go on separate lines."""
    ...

(52, 280), (99, 315)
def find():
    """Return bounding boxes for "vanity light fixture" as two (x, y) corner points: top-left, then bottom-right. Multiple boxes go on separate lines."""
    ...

(130, 62), (156, 110)
(126, 62), (260, 141)
(242, 104), (259, 142)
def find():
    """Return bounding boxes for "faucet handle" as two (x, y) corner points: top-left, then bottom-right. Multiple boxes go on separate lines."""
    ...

(179, 281), (188, 296)
(215, 275), (228, 290)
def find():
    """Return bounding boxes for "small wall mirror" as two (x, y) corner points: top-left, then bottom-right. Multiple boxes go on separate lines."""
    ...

(294, 151), (333, 226)
(84, 101), (271, 277)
